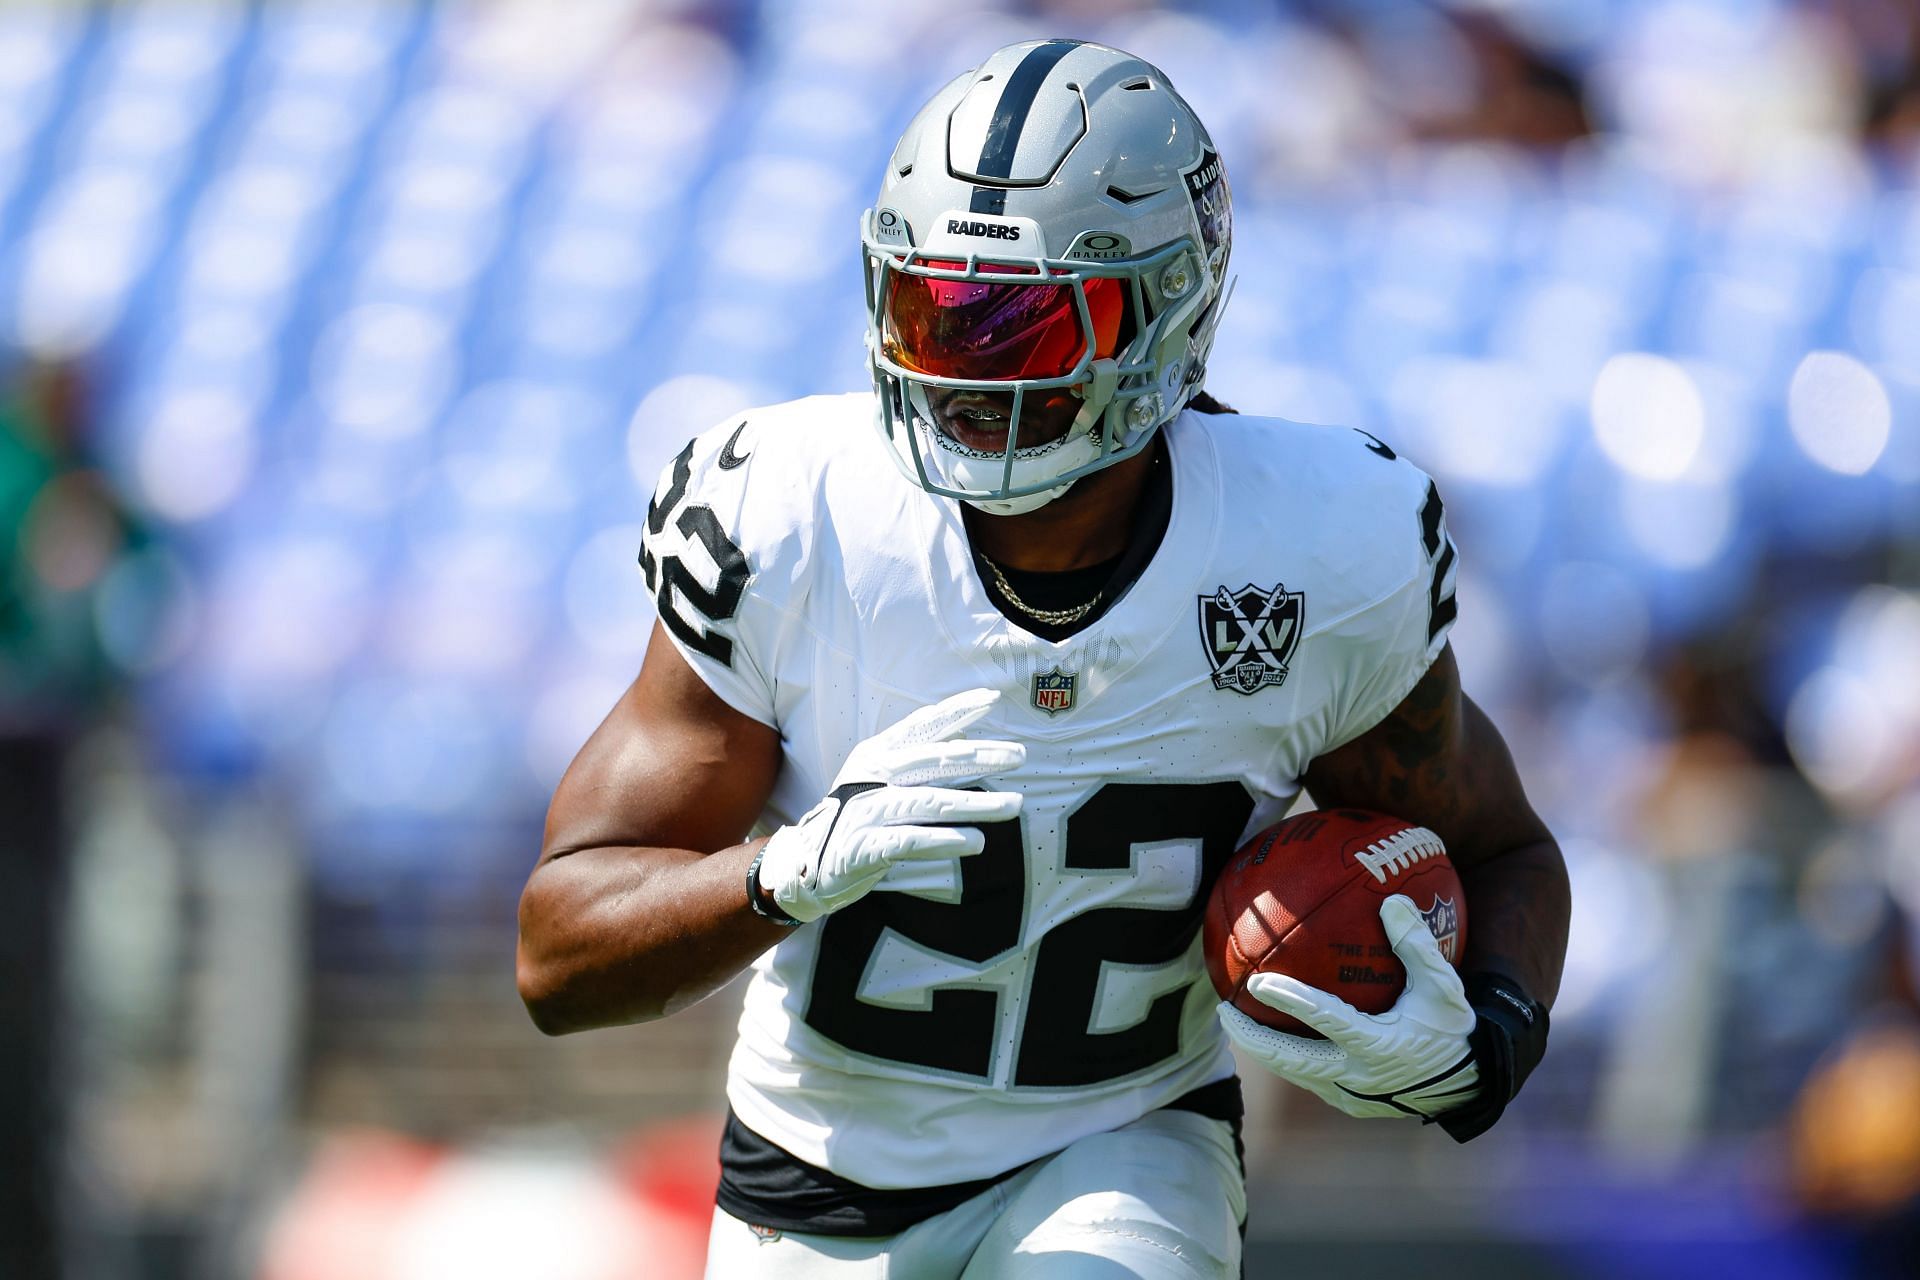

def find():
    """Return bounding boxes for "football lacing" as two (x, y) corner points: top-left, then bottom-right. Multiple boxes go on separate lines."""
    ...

(1352, 826), (1447, 884)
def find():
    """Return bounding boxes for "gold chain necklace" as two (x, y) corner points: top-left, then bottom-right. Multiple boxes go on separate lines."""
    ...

(981, 556), (1103, 626)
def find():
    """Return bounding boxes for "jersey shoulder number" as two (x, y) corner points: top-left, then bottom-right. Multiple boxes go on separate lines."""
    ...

(639, 429), (752, 667)
(1415, 474), (1457, 649)
(1211, 418), (1460, 751)
(638, 394), (893, 724)
(1327, 423), (1458, 658)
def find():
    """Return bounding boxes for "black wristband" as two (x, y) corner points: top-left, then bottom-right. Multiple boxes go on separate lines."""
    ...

(745, 847), (802, 927)
(1436, 971), (1550, 1143)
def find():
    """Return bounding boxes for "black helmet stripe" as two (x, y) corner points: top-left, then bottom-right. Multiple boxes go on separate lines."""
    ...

(968, 38), (1083, 215)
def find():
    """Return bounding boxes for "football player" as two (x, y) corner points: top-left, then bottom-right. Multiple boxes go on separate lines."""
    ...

(518, 38), (1570, 1279)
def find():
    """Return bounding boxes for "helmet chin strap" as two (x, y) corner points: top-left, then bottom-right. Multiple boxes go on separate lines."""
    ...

(1069, 358), (1122, 440)
(964, 484), (1072, 517)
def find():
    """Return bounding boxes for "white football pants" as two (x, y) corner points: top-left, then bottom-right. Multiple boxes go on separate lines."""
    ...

(703, 1108), (1245, 1279)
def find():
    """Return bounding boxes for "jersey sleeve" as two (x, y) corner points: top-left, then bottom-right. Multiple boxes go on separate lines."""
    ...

(1318, 462), (1458, 753)
(637, 422), (793, 728)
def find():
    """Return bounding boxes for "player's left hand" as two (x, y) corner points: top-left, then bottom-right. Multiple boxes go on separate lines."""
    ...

(1218, 895), (1480, 1120)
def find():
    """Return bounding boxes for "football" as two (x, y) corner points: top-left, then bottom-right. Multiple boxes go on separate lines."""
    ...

(1204, 809), (1466, 1037)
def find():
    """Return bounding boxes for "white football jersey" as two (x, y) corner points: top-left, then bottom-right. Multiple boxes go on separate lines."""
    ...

(639, 392), (1457, 1189)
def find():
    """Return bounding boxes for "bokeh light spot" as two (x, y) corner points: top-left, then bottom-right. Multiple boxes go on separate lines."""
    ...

(1787, 350), (1890, 475)
(1619, 476), (1735, 569)
(1591, 353), (1705, 481)
(134, 389), (256, 521)
(625, 375), (763, 494)
(1786, 667), (1897, 808)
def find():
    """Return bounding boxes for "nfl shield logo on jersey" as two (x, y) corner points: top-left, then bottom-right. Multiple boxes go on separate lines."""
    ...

(1031, 667), (1076, 716)
(1421, 896), (1461, 962)
(1199, 583), (1304, 695)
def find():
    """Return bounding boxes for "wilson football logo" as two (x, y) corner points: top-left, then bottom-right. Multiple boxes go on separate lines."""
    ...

(1198, 583), (1303, 695)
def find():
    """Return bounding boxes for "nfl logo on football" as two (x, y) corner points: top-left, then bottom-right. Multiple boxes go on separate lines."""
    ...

(1421, 896), (1461, 963)
(1031, 667), (1076, 716)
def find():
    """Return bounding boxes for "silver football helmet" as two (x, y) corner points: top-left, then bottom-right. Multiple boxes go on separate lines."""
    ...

(863, 39), (1233, 515)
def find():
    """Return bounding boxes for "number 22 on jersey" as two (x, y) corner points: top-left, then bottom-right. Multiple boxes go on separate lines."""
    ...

(805, 781), (1255, 1087)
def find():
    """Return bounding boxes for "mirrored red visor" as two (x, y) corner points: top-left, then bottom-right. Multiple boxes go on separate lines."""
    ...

(881, 259), (1126, 382)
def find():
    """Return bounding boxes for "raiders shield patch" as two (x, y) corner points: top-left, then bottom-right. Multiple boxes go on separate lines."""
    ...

(1031, 666), (1076, 715)
(1199, 583), (1304, 695)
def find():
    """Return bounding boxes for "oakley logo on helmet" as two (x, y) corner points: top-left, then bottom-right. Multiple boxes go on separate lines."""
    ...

(946, 219), (1021, 241)
(1064, 231), (1131, 261)
(872, 207), (910, 246)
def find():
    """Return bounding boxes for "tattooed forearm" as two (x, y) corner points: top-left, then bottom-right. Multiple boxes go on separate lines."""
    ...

(1304, 645), (1571, 1007)
(1327, 652), (1456, 815)
(1456, 841), (1568, 1004)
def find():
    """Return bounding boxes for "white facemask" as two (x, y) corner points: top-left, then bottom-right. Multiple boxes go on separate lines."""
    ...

(902, 383), (1108, 516)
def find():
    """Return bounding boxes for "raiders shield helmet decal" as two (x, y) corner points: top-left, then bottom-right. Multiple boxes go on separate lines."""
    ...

(1199, 583), (1304, 695)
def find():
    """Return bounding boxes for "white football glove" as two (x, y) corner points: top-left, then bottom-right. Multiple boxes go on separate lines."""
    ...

(757, 688), (1024, 924)
(1218, 895), (1481, 1120)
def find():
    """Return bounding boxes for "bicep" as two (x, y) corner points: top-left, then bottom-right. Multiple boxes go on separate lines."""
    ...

(1302, 645), (1549, 871)
(541, 621), (783, 862)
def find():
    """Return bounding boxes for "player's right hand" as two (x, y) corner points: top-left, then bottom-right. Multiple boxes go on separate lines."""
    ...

(755, 688), (1024, 923)
(1217, 896), (1479, 1121)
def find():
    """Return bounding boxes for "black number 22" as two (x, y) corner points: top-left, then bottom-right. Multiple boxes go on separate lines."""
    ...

(805, 781), (1255, 1086)
(640, 440), (750, 667)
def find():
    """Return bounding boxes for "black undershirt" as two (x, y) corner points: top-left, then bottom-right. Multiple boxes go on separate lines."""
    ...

(970, 437), (1173, 640)
(716, 1076), (1244, 1237)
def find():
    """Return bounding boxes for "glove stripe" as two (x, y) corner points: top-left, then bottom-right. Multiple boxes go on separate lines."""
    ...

(1334, 1090), (1427, 1119)
(821, 781), (887, 851)
(1333, 1050), (1477, 1105)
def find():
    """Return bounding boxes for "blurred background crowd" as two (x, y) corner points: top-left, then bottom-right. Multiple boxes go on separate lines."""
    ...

(4, 0), (1920, 1277)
